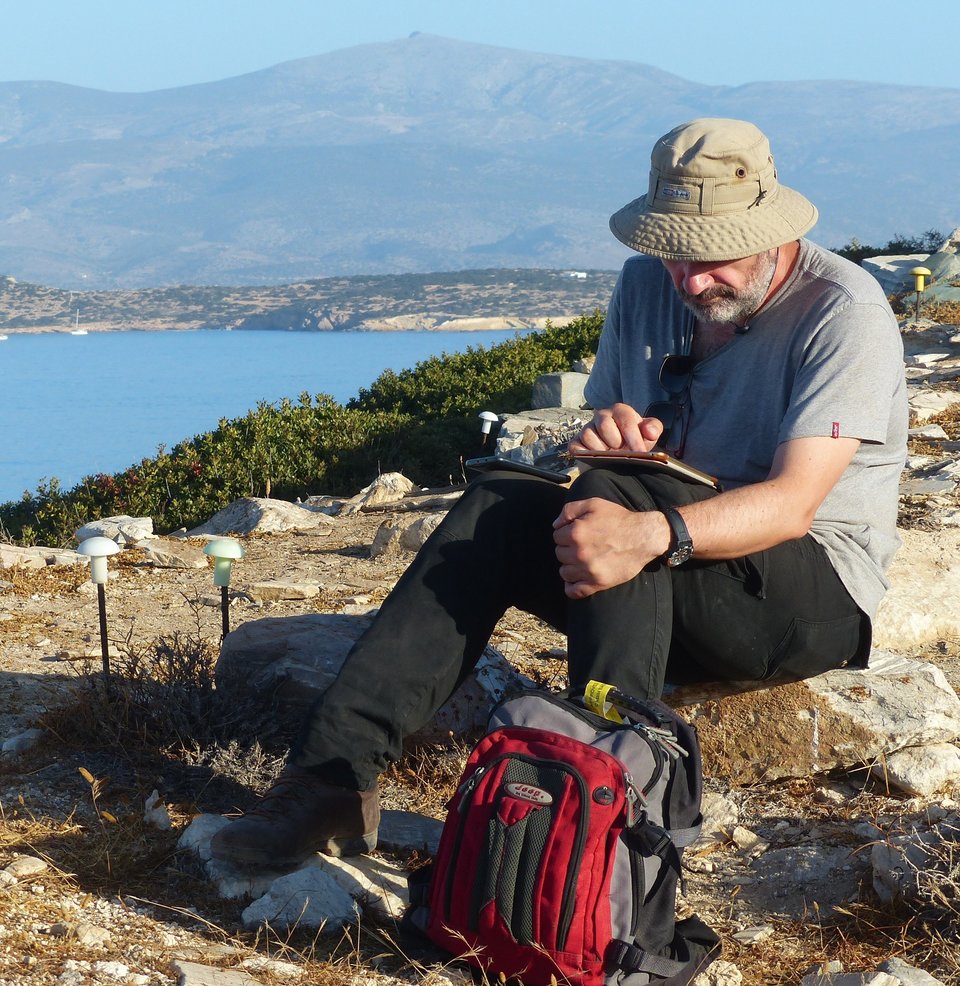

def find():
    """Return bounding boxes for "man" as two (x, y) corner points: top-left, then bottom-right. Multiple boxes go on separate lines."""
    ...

(212, 118), (907, 869)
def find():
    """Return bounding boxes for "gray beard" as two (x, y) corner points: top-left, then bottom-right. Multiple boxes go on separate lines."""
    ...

(679, 251), (778, 325)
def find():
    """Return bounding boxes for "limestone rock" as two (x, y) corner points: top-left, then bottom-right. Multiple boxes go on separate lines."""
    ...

(378, 809), (444, 857)
(132, 537), (208, 569)
(750, 845), (863, 914)
(693, 960), (743, 986)
(76, 515), (154, 544)
(241, 865), (359, 931)
(400, 513), (443, 550)
(370, 514), (444, 559)
(247, 581), (321, 602)
(0, 543), (84, 569)
(217, 848), (409, 932)
(170, 960), (264, 986)
(215, 612), (532, 740)
(187, 498), (334, 536)
(369, 519), (404, 559)
(873, 742), (960, 797)
(669, 653), (960, 790)
(5, 856), (49, 879)
(873, 528), (960, 649)
(177, 813), (231, 864)
(143, 790), (172, 830)
(339, 472), (415, 515)
(531, 371), (590, 410)
(879, 958), (946, 985)
(800, 974), (898, 986)
(309, 852), (409, 921)
(870, 813), (958, 903)
(495, 407), (586, 458)
(908, 389), (960, 423)
(1, 728), (45, 755)
(697, 791), (740, 844)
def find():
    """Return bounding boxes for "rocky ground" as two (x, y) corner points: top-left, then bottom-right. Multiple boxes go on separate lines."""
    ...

(2, 318), (960, 985)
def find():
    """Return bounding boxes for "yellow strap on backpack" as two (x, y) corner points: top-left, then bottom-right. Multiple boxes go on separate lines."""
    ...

(583, 679), (624, 723)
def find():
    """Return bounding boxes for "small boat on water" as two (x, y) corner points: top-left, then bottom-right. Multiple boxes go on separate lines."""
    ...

(70, 309), (88, 336)
(0, 334), (7, 341)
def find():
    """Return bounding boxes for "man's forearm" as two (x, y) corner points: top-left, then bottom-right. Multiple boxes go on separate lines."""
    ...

(671, 478), (813, 561)
(669, 435), (859, 561)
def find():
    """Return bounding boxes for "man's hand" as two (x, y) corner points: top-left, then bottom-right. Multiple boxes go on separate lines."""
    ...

(570, 403), (664, 453)
(552, 498), (670, 599)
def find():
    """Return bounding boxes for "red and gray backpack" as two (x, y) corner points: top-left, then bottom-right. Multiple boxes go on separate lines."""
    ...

(407, 686), (719, 986)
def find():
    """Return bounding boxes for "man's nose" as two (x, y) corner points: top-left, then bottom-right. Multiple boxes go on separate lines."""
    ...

(680, 267), (715, 296)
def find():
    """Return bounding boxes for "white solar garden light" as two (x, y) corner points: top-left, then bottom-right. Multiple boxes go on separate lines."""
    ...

(76, 536), (121, 676)
(478, 410), (500, 449)
(203, 538), (244, 638)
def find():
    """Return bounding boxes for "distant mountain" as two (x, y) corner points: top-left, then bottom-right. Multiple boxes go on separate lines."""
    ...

(0, 34), (957, 289)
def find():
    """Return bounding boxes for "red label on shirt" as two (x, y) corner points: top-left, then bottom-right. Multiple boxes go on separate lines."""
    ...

(831, 421), (840, 438)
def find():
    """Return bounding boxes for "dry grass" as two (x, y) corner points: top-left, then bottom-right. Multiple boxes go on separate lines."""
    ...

(929, 402), (960, 440)
(0, 562), (87, 597)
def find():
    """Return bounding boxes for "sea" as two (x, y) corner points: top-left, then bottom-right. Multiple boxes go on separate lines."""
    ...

(0, 328), (534, 505)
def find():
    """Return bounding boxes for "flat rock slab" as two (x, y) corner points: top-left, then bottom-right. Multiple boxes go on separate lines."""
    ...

(132, 538), (208, 569)
(247, 580), (321, 602)
(0, 543), (83, 568)
(668, 653), (960, 790)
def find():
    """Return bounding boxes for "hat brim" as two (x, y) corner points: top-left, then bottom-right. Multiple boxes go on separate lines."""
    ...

(609, 184), (818, 262)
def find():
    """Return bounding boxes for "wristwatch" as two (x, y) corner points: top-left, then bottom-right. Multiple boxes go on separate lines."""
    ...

(662, 507), (693, 567)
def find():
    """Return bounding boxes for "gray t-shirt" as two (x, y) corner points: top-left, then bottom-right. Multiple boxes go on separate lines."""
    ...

(584, 239), (908, 619)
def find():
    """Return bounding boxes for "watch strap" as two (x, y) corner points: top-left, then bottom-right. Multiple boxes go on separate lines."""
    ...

(662, 506), (693, 567)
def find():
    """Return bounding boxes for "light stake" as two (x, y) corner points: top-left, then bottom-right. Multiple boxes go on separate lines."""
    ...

(203, 539), (244, 637)
(909, 266), (932, 323)
(76, 536), (121, 676)
(478, 410), (500, 450)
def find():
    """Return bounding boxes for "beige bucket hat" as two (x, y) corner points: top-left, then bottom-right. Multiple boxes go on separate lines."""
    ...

(609, 118), (818, 262)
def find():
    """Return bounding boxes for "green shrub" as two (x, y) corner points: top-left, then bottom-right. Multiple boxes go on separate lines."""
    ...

(0, 312), (603, 546)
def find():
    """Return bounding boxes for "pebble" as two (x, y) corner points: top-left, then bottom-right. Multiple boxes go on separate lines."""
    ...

(5, 857), (49, 879)
(730, 924), (774, 945)
(731, 826), (768, 855)
(693, 960), (744, 986)
(240, 955), (304, 979)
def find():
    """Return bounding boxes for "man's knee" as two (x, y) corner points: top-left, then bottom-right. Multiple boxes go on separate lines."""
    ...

(567, 466), (658, 511)
(440, 472), (567, 542)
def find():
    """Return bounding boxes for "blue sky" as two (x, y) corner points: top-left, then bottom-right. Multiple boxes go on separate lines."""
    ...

(2, 0), (957, 92)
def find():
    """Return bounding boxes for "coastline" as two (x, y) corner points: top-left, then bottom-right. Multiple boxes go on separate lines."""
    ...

(0, 268), (616, 337)
(0, 315), (574, 336)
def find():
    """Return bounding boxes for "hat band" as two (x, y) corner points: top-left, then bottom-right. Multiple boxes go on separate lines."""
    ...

(647, 162), (777, 217)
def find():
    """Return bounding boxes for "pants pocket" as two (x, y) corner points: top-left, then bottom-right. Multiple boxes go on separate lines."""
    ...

(711, 551), (765, 598)
(764, 613), (864, 682)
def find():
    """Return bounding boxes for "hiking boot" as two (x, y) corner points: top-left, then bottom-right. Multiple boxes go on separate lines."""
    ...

(210, 766), (380, 870)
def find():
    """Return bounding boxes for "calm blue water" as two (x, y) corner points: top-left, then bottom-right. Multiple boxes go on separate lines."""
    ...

(0, 329), (530, 505)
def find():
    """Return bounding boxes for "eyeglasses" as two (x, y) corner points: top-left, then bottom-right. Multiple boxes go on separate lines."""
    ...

(644, 354), (695, 456)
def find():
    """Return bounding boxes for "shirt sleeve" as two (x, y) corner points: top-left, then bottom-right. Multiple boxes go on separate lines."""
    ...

(583, 268), (625, 410)
(779, 301), (904, 445)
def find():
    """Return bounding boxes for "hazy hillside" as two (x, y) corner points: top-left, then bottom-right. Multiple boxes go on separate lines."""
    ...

(0, 267), (616, 333)
(0, 33), (957, 289)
